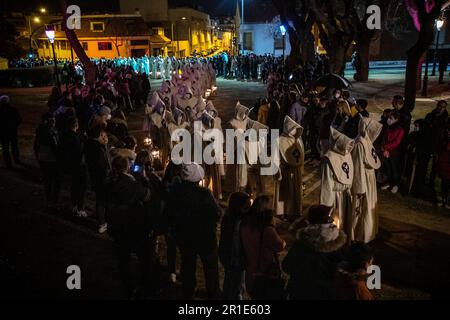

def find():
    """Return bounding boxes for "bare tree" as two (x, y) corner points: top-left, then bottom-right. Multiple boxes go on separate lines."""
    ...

(403, 0), (447, 110)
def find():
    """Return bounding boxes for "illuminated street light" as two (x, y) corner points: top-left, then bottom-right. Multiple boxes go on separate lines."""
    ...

(45, 25), (60, 92)
(432, 18), (445, 76)
(40, 8), (47, 14)
(436, 18), (444, 31)
(181, 16), (187, 20)
(45, 27), (55, 44)
(33, 17), (41, 23)
(280, 25), (286, 60)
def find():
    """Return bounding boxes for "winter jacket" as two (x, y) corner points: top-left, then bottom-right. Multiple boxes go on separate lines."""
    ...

(282, 224), (347, 300)
(240, 224), (285, 294)
(289, 102), (307, 127)
(383, 124), (404, 158)
(437, 128), (450, 180)
(34, 124), (59, 162)
(219, 213), (244, 271)
(0, 103), (21, 138)
(85, 139), (112, 189)
(425, 109), (448, 152)
(58, 130), (85, 173)
(335, 263), (374, 300)
(105, 173), (151, 238)
(166, 181), (222, 253)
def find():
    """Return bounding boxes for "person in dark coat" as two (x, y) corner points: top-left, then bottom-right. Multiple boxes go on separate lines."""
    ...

(424, 100), (448, 199)
(34, 112), (61, 211)
(406, 120), (429, 197)
(436, 118), (450, 208)
(267, 93), (281, 131)
(58, 117), (88, 217)
(166, 163), (222, 300)
(85, 124), (112, 233)
(282, 205), (347, 300)
(390, 95), (411, 135)
(219, 192), (252, 300)
(47, 87), (61, 113)
(344, 99), (370, 139)
(0, 95), (22, 169)
(105, 156), (152, 298)
(240, 195), (286, 300)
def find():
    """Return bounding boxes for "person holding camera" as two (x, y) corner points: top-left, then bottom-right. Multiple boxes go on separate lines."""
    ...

(105, 155), (152, 299)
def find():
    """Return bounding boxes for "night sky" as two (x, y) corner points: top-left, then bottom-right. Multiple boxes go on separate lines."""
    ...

(1, 0), (240, 16)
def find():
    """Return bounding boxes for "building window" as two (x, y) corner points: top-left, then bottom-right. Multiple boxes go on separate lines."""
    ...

(130, 40), (149, 46)
(98, 42), (112, 50)
(91, 22), (105, 32)
(59, 40), (69, 50)
(243, 32), (252, 50)
(82, 42), (88, 51)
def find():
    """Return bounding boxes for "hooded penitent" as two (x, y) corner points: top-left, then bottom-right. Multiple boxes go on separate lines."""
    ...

(275, 116), (305, 217)
(325, 127), (355, 185)
(356, 117), (382, 170)
(195, 97), (207, 114)
(147, 92), (166, 129)
(230, 102), (250, 131)
(205, 101), (218, 118)
(350, 117), (383, 243)
(158, 80), (172, 107)
(279, 116), (305, 166)
(177, 83), (197, 110)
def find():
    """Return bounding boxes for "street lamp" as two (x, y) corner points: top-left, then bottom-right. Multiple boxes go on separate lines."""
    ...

(432, 18), (445, 76)
(45, 25), (61, 92)
(40, 8), (47, 14)
(280, 25), (286, 60)
(34, 17), (41, 23)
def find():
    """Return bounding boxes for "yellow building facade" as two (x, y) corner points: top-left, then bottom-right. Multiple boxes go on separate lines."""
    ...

(35, 15), (170, 60)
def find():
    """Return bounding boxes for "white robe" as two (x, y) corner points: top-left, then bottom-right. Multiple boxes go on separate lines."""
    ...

(320, 159), (353, 235)
(350, 139), (379, 243)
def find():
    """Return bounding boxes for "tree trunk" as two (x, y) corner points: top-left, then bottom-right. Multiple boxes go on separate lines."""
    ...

(60, 0), (95, 86)
(287, 28), (301, 68)
(328, 39), (347, 75)
(355, 37), (370, 81)
(404, 25), (436, 110)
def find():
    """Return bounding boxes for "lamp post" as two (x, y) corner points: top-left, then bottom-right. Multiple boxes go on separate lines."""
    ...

(280, 25), (286, 60)
(422, 51), (429, 96)
(431, 18), (445, 76)
(45, 25), (61, 92)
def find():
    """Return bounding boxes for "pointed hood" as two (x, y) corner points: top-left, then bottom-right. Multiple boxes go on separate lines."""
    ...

(205, 101), (218, 118)
(173, 107), (187, 126)
(195, 98), (207, 113)
(235, 102), (250, 121)
(148, 91), (166, 114)
(329, 127), (354, 156)
(358, 116), (382, 143)
(283, 115), (304, 138)
(199, 110), (215, 129)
